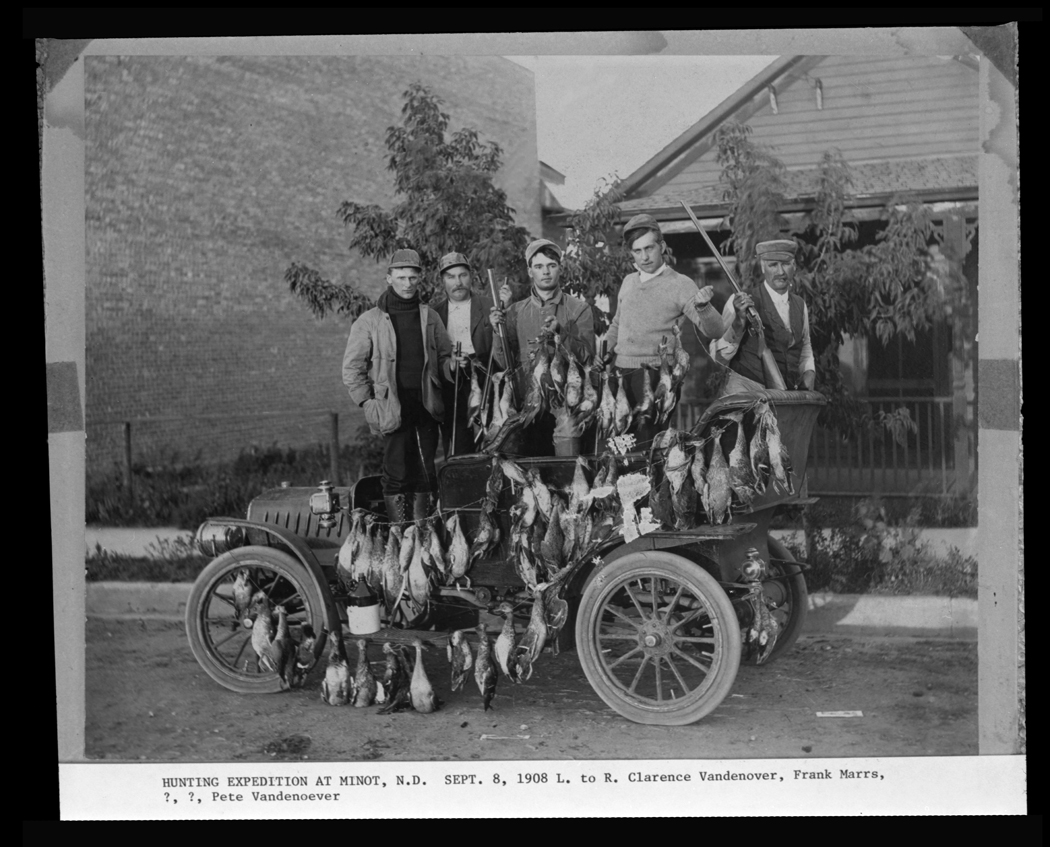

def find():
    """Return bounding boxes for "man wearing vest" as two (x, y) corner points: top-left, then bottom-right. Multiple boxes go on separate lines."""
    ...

(431, 251), (496, 459)
(712, 239), (816, 393)
(605, 213), (726, 445)
(342, 248), (465, 526)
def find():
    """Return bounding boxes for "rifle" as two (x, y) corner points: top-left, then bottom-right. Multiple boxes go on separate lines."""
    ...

(679, 201), (787, 391)
(488, 269), (520, 408)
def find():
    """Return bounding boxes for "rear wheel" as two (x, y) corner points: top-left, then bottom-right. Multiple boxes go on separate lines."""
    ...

(186, 546), (328, 694)
(576, 551), (741, 726)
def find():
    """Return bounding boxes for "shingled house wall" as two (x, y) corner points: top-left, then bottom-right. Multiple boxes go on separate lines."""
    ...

(85, 55), (539, 477)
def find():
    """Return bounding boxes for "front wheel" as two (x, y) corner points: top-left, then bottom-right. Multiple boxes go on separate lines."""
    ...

(186, 546), (328, 694)
(575, 551), (741, 726)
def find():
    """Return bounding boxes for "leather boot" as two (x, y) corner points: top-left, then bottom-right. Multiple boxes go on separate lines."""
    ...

(412, 491), (432, 522)
(383, 493), (408, 525)
(553, 436), (581, 457)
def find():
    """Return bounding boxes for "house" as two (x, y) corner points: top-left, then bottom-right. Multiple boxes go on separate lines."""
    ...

(610, 54), (980, 496)
(84, 55), (541, 478)
(540, 160), (568, 248)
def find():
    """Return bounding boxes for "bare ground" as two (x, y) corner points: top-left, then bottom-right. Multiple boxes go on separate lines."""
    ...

(84, 618), (977, 763)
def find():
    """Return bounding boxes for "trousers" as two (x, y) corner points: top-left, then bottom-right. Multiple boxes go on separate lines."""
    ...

(381, 388), (439, 496)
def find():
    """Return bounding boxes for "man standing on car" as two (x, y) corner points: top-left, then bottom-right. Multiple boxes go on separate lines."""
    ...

(711, 238), (816, 393)
(342, 248), (466, 524)
(603, 213), (726, 445)
(431, 252), (495, 459)
(490, 238), (595, 456)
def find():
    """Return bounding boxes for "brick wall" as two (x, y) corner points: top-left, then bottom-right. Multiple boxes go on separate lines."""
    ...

(85, 55), (539, 476)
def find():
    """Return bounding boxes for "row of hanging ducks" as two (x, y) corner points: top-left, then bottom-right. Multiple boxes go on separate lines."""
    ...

(467, 320), (692, 450)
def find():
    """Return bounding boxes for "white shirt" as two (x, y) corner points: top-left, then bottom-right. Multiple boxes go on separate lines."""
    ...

(711, 281), (815, 375)
(636, 262), (666, 283)
(445, 298), (475, 354)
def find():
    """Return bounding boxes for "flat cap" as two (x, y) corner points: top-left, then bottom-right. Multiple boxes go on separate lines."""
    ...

(622, 213), (662, 243)
(438, 251), (472, 274)
(525, 238), (563, 265)
(387, 248), (422, 271)
(755, 239), (797, 261)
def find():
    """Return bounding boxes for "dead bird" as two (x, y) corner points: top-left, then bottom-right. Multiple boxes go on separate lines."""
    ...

(352, 639), (379, 707)
(467, 361), (483, 429)
(493, 602), (519, 682)
(726, 411), (757, 508)
(270, 604), (295, 690)
(613, 368), (632, 435)
(549, 339), (569, 402)
(321, 629), (351, 706)
(512, 584), (549, 682)
(634, 365), (656, 429)
(427, 522), (447, 577)
(336, 509), (366, 591)
(499, 369), (517, 423)
(575, 357), (598, 424)
(597, 366), (617, 442)
(407, 522), (431, 606)
(564, 350), (583, 411)
(665, 430), (697, 530)
(409, 638), (441, 713)
(377, 642), (412, 714)
(653, 340), (676, 425)
(526, 468), (553, 522)
(758, 402), (794, 494)
(703, 427), (733, 525)
(249, 592), (278, 673)
(445, 512), (471, 587)
(540, 496), (566, 571)
(231, 569), (253, 626)
(749, 412), (771, 495)
(474, 623), (499, 711)
(447, 629), (474, 693)
(381, 524), (404, 610)
(288, 623), (318, 689)
(689, 435), (710, 511)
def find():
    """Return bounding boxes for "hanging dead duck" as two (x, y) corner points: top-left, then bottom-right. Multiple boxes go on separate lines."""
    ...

(474, 623), (499, 711)
(321, 629), (351, 706)
(409, 638), (441, 714)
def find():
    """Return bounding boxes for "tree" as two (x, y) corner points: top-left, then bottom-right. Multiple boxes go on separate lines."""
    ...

(714, 121), (951, 437)
(286, 83), (533, 319)
(557, 176), (636, 337)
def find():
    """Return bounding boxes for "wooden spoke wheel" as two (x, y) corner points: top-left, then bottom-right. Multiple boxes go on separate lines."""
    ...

(186, 546), (328, 694)
(575, 551), (741, 726)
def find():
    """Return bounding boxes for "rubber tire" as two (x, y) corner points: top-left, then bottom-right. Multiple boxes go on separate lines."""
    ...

(575, 550), (741, 726)
(186, 546), (328, 694)
(743, 536), (809, 666)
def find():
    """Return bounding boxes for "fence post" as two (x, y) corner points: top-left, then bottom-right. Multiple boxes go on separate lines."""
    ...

(122, 421), (133, 500)
(329, 412), (340, 486)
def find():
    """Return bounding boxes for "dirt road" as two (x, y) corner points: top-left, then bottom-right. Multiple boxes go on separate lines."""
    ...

(84, 618), (976, 763)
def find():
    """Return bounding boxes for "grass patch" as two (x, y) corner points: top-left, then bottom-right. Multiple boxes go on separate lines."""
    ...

(87, 430), (384, 530)
(85, 541), (210, 583)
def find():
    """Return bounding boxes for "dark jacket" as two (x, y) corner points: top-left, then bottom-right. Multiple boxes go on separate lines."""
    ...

(431, 292), (495, 364)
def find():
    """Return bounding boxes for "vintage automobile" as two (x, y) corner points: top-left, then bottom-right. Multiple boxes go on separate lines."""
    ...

(185, 388), (824, 725)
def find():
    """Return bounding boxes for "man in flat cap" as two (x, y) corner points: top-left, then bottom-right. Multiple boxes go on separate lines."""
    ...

(712, 238), (816, 392)
(431, 251), (496, 459)
(342, 248), (465, 525)
(605, 214), (727, 445)
(490, 238), (595, 456)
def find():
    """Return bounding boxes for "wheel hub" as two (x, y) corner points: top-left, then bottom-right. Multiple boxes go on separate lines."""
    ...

(638, 621), (673, 656)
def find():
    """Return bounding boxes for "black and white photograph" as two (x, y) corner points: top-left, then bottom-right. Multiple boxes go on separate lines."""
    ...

(43, 28), (1023, 818)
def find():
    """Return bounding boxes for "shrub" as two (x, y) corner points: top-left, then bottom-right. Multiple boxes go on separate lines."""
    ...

(787, 496), (977, 597)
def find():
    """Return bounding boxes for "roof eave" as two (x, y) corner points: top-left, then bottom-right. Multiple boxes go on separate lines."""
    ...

(616, 55), (809, 199)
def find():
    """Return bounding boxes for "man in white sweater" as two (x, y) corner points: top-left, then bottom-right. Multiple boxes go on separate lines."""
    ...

(604, 213), (726, 445)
